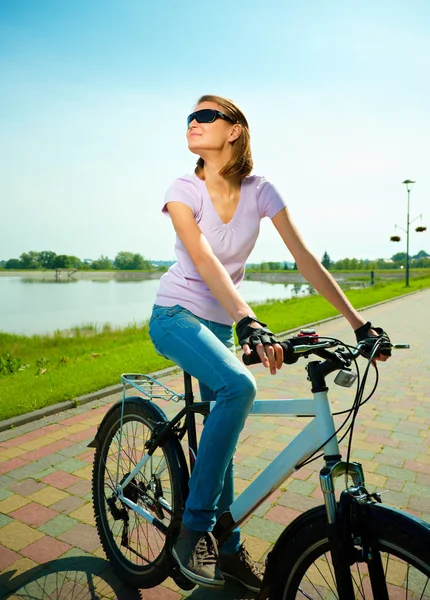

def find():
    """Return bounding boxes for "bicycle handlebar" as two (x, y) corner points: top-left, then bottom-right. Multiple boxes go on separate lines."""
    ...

(242, 331), (409, 367)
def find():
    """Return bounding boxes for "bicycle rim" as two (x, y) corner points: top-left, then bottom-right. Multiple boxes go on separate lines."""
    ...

(285, 539), (430, 599)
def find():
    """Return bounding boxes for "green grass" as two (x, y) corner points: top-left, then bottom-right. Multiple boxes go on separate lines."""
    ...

(1, 277), (429, 422)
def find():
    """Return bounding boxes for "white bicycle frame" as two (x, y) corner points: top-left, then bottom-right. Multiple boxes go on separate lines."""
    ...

(115, 388), (350, 531)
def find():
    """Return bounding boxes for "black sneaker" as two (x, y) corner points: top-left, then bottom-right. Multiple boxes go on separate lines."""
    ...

(220, 543), (264, 592)
(172, 525), (225, 589)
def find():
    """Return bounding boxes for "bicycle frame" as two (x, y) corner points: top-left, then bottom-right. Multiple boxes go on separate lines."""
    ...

(114, 364), (365, 537)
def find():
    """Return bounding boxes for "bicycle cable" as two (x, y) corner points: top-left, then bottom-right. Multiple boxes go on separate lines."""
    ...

(295, 337), (380, 470)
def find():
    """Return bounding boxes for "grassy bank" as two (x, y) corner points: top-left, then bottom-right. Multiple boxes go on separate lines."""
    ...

(1, 277), (429, 422)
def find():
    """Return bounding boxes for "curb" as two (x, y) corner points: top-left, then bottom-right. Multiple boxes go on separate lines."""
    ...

(0, 288), (424, 433)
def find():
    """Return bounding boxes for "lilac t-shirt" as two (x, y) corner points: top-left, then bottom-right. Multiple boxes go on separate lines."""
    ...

(155, 173), (286, 325)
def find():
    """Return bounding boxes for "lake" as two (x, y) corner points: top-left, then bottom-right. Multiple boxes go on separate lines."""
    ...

(0, 276), (312, 336)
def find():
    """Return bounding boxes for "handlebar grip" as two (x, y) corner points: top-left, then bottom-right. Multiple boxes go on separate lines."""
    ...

(242, 351), (264, 366)
(242, 341), (299, 366)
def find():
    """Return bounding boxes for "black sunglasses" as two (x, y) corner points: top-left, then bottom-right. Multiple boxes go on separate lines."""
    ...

(187, 109), (236, 128)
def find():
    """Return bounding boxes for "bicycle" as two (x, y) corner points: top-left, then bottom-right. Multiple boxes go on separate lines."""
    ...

(89, 328), (430, 599)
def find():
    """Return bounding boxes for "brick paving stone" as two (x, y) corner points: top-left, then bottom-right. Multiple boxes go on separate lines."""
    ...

(49, 495), (86, 514)
(286, 479), (316, 495)
(8, 479), (47, 497)
(0, 494), (30, 514)
(0, 489), (12, 502)
(9, 502), (59, 527)
(65, 480), (91, 497)
(7, 462), (56, 481)
(265, 505), (301, 525)
(21, 537), (71, 563)
(54, 458), (88, 473)
(0, 457), (29, 476)
(58, 523), (100, 552)
(404, 460), (430, 474)
(403, 481), (430, 497)
(0, 521), (44, 551)
(41, 471), (82, 490)
(277, 490), (320, 512)
(0, 514), (13, 528)
(385, 477), (405, 492)
(19, 439), (75, 462)
(375, 464), (415, 481)
(242, 516), (285, 542)
(57, 443), (93, 458)
(71, 465), (93, 480)
(0, 545), (20, 571)
(27, 486), (69, 507)
(37, 514), (78, 536)
(69, 502), (96, 526)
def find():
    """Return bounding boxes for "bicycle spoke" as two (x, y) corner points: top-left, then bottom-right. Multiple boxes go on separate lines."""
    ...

(352, 563), (365, 600)
(289, 549), (430, 599)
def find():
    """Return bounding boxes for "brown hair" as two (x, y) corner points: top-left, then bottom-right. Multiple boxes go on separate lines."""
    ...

(194, 94), (253, 181)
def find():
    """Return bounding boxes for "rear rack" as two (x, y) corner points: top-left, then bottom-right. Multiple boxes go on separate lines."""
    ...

(121, 373), (184, 403)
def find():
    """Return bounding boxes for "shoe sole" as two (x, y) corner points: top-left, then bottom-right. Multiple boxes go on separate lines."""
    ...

(223, 571), (261, 593)
(172, 547), (225, 589)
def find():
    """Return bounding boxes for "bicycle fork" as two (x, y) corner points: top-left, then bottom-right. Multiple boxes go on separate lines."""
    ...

(320, 460), (389, 600)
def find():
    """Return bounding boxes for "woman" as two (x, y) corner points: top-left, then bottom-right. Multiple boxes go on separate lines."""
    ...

(148, 95), (389, 592)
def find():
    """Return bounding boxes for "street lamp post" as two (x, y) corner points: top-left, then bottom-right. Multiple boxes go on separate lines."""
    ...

(390, 180), (426, 286)
(403, 179), (415, 287)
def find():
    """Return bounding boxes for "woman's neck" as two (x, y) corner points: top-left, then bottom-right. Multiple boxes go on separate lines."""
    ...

(200, 160), (240, 195)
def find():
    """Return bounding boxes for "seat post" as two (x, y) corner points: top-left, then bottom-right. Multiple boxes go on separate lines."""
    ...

(183, 372), (198, 473)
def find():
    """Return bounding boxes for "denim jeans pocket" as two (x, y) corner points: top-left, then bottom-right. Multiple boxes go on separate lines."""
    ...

(149, 305), (185, 359)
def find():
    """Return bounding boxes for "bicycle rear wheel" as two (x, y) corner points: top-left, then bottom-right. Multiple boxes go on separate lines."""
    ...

(268, 503), (430, 599)
(92, 398), (188, 588)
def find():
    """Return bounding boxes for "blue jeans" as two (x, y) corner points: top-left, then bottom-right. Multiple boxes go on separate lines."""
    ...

(148, 304), (257, 553)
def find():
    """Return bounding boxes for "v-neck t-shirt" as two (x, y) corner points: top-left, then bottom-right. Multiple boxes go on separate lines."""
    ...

(154, 173), (287, 325)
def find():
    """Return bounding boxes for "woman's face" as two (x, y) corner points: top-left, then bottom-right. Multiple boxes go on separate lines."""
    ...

(186, 101), (238, 156)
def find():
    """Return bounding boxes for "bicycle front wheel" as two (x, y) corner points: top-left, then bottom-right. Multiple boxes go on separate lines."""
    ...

(92, 398), (188, 588)
(269, 503), (430, 599)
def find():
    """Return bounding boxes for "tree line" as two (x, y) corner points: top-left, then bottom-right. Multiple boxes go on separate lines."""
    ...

(1, 249), (429, 272)
(249, 249), (430, 271)
(0, 251), (155, 271)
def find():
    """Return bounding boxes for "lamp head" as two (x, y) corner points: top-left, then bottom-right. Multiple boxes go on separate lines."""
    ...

(402, 179), (416, 192)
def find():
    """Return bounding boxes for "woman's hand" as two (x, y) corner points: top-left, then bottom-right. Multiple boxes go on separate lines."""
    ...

(354, 321), (391, 362)
(236, 316), (284, 375)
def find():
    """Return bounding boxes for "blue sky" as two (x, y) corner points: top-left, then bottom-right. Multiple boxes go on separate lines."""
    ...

(1, 0), (429, 263)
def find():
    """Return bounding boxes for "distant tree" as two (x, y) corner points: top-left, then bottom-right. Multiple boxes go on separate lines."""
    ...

(114, 251), (152, 270)
(293, 262), (298, 270)
(53, 255), (82, 269)
(38, 251), (57, 269)
(391, 252), (408, 262)
(19, 251), (40, 269)
(259, 262), (270, 271)
(321, 251), (331, 270)
(92, 255), (113, 270)
(268, 262), (281, 270)
(5, 258), (22, 269)
(414, 250), (429, 259)
(283, 262), (289, 270)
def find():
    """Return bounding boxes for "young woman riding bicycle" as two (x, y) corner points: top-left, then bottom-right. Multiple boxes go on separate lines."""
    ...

(148, 94), (390, 592)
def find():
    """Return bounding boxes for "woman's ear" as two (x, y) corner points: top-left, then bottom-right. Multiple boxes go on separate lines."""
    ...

(228, 123), (242, 143)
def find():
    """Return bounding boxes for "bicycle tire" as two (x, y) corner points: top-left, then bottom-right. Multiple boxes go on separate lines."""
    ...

(92, 398), (189, 588)
(268, 503), (430, 599)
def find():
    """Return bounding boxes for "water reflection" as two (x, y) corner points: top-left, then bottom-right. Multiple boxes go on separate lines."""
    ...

(20, 277), (79, 284)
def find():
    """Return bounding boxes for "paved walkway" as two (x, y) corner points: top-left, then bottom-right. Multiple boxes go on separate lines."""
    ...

(0, 290), (429, 599)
